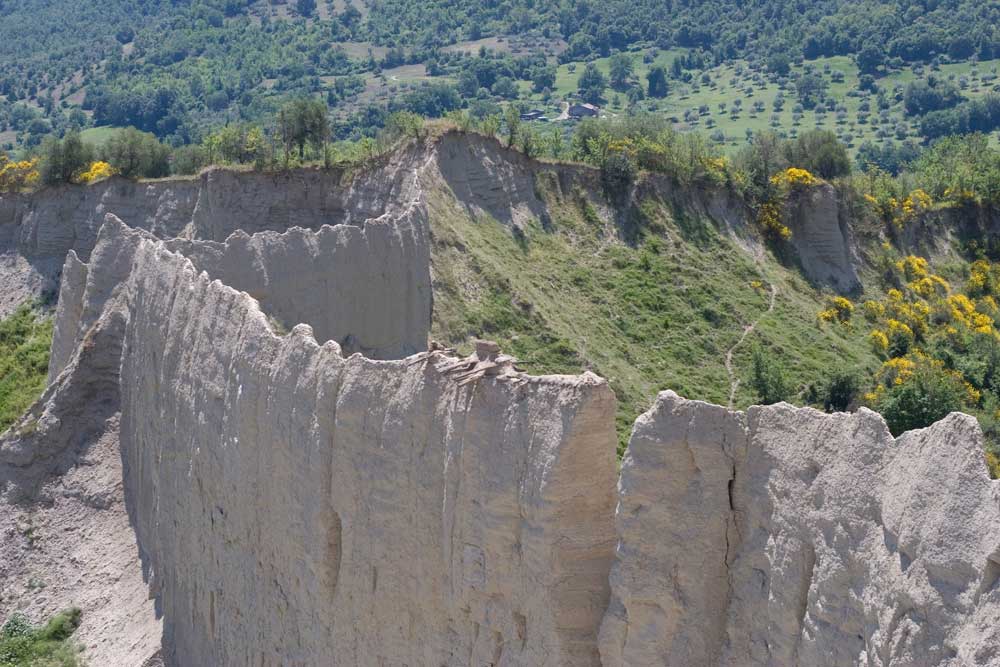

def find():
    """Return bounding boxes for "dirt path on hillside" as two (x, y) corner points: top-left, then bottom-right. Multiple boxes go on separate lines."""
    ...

(726, 283), (777, 409)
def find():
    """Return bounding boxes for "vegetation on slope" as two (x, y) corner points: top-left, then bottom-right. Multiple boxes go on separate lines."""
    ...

(0, 608), (85, 667)
(428, 169), (874, 453)
(5, 111), (1000, 476)
(0, 304), (53, 433)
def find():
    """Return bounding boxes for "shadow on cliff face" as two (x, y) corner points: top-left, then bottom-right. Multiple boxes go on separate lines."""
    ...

(0, 310), (164, 666)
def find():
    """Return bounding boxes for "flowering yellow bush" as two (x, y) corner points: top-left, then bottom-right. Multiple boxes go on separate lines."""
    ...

(818, 296), (854, 325)
(885, 296), (930, 340)
(864, 188), (933, 228)
(899, 189), (933, 225)
(949, 293), (976, 318)
(864, 351), (980, 406)
(967, 259), (1000, 297)
(943, 186), (977, 204)
(758, 201), (791, 240)
(883, 355), (917, 385)
(706, 156), (728, 173)
(862, 300), (885, 321)
(886, 317), (916, 350)
(948, 294), (994, 334)
(0, 155), (40, 193)
(909, 274), (950, 299)
(896, 255), (928, 281)
(77, 161), (115, 184)
(857, 250), (1000, 430)
(868, 329), (889, 354)
(969, 259), (990, 293)
(771, 167), (817, 188)
(896, 255), (950, 298)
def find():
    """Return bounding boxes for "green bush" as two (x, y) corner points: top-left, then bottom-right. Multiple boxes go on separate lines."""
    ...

(873, 364), (969, 436)
(749, 344), (792, 405)
(37, 609), (82, 642)
(39, 132), (94, 185)
(808, 369), (861, 412)
(783, 129), (851, 180)
(0, 609), (83, 667)
(102, 128), (171, 179)
(171, 145), (207, 176)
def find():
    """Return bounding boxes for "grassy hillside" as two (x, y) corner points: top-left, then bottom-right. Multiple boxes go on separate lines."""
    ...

(428, 169), (877, 452)
(528, 51), (1000, 158)
(0, 305), (53, 433)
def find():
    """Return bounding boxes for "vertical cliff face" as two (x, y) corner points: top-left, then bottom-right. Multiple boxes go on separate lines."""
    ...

(0, 146), (428, 319)
(162, 205), (431, 358)
(785, 183), (861, 293)
(600, 391), (1000, 666)
(0, 303), (161, 667)
(56, 219), (617, 666)
(3, 147), (426, 261)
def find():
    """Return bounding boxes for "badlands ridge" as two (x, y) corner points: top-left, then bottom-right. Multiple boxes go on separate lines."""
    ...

(0, 132), (997, 666)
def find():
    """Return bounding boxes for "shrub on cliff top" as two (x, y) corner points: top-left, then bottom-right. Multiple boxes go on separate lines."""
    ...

(0, 155), (39, 193)
(39, 131), (93, 185)
(865, 353), (977, 436)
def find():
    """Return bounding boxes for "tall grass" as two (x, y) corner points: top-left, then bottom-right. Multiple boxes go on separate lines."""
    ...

(0, 304), (53, 432)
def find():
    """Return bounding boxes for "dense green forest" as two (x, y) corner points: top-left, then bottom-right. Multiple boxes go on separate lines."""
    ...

(3, 0), (1000, 153)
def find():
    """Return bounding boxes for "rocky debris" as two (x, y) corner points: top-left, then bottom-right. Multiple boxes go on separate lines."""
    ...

(421, 339), (525, 386)
(0, 306), (161, 667)
(600, 391), (1000, 666)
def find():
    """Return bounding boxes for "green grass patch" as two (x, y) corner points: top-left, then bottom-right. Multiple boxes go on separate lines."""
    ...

(0, 608), (85, 667)
(78, 126), (123, 148)
(0, 304), (53, 432)
(428, 179), (875, 453)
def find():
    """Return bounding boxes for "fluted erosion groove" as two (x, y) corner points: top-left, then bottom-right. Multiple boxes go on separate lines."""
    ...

(0, 132), (998, 665)
(48, 217), (619, 666)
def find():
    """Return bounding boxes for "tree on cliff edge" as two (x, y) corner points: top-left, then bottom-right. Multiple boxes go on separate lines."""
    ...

(277, 98), (329, 163)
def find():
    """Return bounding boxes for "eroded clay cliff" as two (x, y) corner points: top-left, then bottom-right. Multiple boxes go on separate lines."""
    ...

(1, 132), (997, 666)
(600, 391), (1000, 666)
(45, 215), (617, 666)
